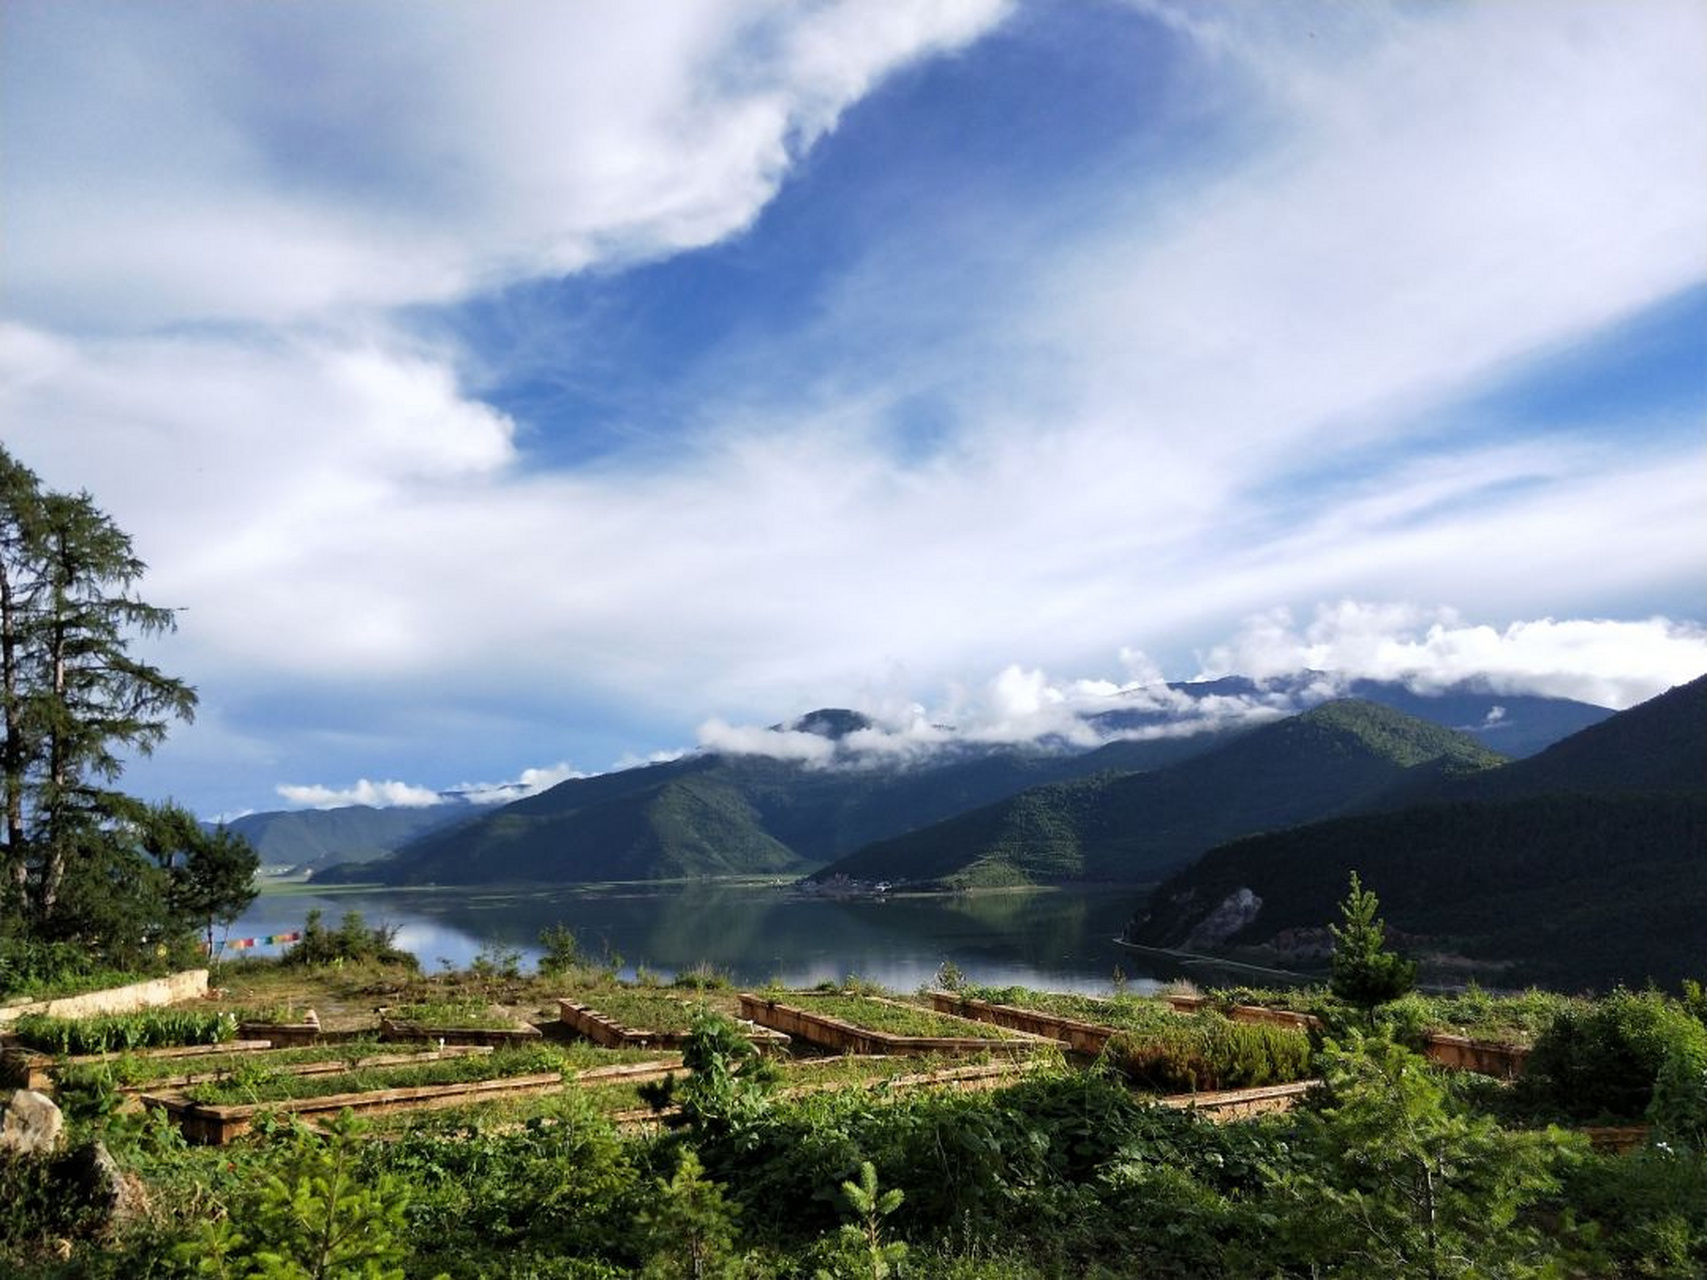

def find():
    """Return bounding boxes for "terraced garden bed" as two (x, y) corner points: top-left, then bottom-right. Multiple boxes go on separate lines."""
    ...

(378, 1001), (543, 1046)
(2, 1039), (275, 1091)
(52, 1043), (492, 1100)
(144, 1045), (677, 1144)
(930, 990), (1187, 1055)
(1155, 1079), (1318, 1120)
(559, 991), (789, 1051)
(739, 992), (1063, 1056)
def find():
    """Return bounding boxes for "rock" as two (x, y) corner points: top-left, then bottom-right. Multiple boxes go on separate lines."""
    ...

(1181, 887), (1263, 951)
(54, 1139), (145, 1225)
(0, 1088), (64, 1156)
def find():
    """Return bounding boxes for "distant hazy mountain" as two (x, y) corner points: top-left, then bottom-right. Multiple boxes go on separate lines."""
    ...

(813, 701), (1506, 888)
(227, 804), (476, 869)
(1091, 675), (1610, 758)
(1126, 674), (1707, 990)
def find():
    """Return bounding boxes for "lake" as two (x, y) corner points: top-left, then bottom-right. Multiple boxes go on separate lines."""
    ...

(226, 882), (1188, 995)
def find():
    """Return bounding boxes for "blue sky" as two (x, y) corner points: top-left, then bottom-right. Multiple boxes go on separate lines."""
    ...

(2, 0), (1704, 817)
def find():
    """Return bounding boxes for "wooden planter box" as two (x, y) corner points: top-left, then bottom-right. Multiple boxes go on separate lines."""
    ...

(117, 1045), (493, 1098)
(558, 999), (787, 1051)
(144, 1072), (566, 1144)
(1156, 1079), (1318, 1120)
(1161, 994), (1209, 1013)
(1420, 1032), (1528, 1079)
(738, 994), (1063, 1057)
(927, 992), (1118, 1056)
(1580, 1125), (1650, 1154)
(237, 1022), (375, 1048)
(378, 1017), (543, 1047)
(144, 1055), (687, 1144)
(1226, 1004), (1321, 1031)
(1, 1040), (274, 1091)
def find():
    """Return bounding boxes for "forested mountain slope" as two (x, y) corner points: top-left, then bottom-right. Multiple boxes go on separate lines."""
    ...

(1127, 675), (1707, 990)
(814, 701), (1506, 888)
(324, 716), (1233, 885)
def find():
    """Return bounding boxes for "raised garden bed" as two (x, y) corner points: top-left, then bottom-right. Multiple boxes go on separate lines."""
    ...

(930, 991), (1191, 1055)
(147, 1054), (684, 1144)
(98, 1045), (493, 1100)
(378, 1016), (543, 1047)
(739, 993), (1062, 1056)
(237, 1022), (375, 1049)
(2, 1039), (274, 1091)
(559, 995), (788, 1051)
(1420, 1031), (1529, 1078)
(0, 969), (209, 1026)
(1162, 993), (1320, 1031)
(1156, 1079), (1318, 1120)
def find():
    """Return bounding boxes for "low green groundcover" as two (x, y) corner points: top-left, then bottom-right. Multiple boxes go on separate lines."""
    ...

(788, 993), (1026, 1040)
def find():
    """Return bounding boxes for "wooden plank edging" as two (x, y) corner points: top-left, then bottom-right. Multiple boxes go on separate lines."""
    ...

(738, 994), (1064, 1056)
(1, 1040), (275, 1092)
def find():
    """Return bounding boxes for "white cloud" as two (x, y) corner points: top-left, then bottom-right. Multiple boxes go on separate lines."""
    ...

(4, 0), (1011, 331)
(276, 779), (444, 809)
(697, 719), (839, 765)
(449, 763), (587, 806)
(1197, 603), (1707, 710)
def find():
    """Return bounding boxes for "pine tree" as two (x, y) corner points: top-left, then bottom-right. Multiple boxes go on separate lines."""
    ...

(0, 446), (203, 954)
(1330, 871), (1417, 1024)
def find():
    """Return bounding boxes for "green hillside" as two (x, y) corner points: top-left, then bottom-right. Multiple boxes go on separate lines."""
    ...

(816, 700), (1506, 887)
(364, 770), (802, 884)
(1127, 675), (1707, 990)
(228, 804), (475, 868)
(327, 722), (1234, 885)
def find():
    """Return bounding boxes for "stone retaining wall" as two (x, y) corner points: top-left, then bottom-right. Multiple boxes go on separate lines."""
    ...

(0, 970), (209, 1027)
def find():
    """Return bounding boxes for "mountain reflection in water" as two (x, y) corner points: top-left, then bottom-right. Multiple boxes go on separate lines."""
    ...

(227, 882), (1176, 993)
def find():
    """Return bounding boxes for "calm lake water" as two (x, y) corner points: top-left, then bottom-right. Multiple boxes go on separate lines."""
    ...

(227, 882), (1185, 995)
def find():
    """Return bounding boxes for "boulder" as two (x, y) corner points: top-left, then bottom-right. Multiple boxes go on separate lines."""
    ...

(55, 1139), (145, 1225)
(0, 1088), (63, 1156)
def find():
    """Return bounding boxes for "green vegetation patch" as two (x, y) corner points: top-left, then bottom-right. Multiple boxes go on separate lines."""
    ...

(965, 987), (1189, 1035)
(573, 989), (715, 1034)
(1099, 1015), (1314, 1093)
(11, 1008), (238, 1055)
(789, 994), (1026, 1040)
(382, 997), (523, 1030)
(49, 1039), (417, 1090)
(182, 1044), (576, 1106)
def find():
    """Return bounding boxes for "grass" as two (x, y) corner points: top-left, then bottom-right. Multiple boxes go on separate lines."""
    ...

(785, 993), (1028, 1040)
(566, 989), (728, 1033)
(382, 998), (526, 1030)
(959, 987), (1191, 1035)
(49, 1040), (447, 1089)
(183, 1044), (581, 1106)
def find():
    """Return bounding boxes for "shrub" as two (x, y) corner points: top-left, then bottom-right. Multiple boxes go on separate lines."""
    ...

(1521, 988), (1707, 1123)
(1099, 1016), (1312, 1093)
(282, 909), (417, 969)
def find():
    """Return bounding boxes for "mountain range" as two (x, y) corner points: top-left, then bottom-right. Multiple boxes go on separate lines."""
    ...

(309, 677), (1606, 886)
(1126, 673), (1707, 989)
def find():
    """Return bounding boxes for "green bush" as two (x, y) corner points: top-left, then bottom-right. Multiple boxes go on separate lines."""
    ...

(1520, 988), (1707, 1123)
(282, 909), (417, 969)
(1098, 1016), (1312, 1093)
(0, 938), (144, 1004)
